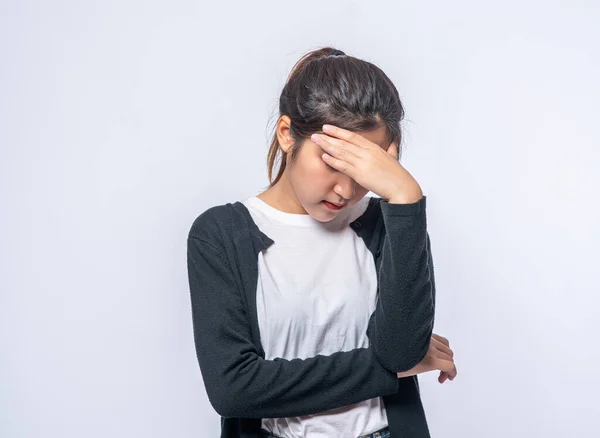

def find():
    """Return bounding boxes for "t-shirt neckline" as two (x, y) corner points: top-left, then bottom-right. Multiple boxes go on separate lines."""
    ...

(243, 196), (349, 227)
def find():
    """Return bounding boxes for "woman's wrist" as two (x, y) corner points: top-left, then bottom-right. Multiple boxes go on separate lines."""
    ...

(386, 185), (423, 205)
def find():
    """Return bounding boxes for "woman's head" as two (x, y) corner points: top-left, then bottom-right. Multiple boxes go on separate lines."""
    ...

(264, 46), (405, 221)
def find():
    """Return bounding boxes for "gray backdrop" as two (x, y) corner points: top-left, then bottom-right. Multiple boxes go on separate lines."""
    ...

(1, 0), (599, 436)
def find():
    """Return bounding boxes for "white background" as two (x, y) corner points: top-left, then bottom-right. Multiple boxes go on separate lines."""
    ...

(2, 1), (599, 436)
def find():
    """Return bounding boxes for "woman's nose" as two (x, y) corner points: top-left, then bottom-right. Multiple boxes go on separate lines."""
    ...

(334, 175), (356, 200)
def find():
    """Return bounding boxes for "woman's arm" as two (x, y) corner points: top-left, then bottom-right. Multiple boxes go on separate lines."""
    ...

(187, 236), (399, 419)
(366, 195), (436, 373)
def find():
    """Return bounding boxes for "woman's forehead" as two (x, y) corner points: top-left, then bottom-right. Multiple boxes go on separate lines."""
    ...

(357, 125), (391, 149)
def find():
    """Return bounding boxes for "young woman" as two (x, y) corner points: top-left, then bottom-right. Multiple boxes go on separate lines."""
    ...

(187, 47), (457, 438)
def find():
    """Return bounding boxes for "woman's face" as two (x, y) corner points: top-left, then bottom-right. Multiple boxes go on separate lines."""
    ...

(280, 121), (392, 223)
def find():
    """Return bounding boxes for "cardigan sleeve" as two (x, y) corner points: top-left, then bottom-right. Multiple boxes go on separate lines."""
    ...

(187, 236), (399, 419)
(366, 195), (436, 373)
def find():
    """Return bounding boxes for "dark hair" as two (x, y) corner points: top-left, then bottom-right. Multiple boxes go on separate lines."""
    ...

(266, 46), (405, 188)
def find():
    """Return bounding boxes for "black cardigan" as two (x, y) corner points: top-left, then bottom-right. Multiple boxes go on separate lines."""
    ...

(186, 195), (436, 437)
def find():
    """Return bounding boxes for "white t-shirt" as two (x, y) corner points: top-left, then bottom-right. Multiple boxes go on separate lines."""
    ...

(241, 195), (388, 438)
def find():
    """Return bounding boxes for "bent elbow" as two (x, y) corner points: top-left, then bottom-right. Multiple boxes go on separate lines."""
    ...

(207, 392), (240, 418)
(205, 376), (258, 418)
(202, 376), (241, 418)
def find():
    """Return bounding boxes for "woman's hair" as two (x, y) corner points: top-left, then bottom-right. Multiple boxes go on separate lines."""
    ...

(266, 46), (405, 188)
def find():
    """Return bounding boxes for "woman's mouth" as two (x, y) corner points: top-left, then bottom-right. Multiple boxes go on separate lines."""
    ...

(323, 200), (344, 210)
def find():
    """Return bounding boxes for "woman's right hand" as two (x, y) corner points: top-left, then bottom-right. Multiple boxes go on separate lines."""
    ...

(396, 333), (457, 383)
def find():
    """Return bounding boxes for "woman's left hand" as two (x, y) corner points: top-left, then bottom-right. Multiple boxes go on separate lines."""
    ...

(312, 124), (423, 204)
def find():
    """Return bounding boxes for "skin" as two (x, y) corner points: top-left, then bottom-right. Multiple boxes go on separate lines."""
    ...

(258, 115), (394, 222)
(258, 115), (457, 383)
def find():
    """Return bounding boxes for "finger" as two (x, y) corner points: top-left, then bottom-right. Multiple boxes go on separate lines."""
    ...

(449, 365), (457, 380)
(312, 133), (362, 165)
(434, 358), (455, 373)
(432, 333), (449, 346)
(321, 153), (356, 178)
(431, 337), (454, 359)
(435, 349), (453, 363)
(436, 345), (454, 361)
(387, 141), (399, 160)
(321, 124), (374, 149)
(438, 371), (449, 384)
(432, 333), (450, 347)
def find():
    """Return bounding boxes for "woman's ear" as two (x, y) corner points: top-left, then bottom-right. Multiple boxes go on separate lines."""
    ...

(276, 115), (294, 154)
(386, 140), (399, 160)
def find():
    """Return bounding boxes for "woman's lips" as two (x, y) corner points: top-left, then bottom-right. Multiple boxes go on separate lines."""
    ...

(323, 200), (344, 210)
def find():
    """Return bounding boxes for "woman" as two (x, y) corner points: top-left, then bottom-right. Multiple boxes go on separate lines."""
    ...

(187, 47), (457, 438)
